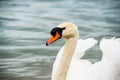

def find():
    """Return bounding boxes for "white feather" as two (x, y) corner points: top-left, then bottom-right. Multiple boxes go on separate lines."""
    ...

(52, 37), (120, 80)
(51, 38), (97, 80)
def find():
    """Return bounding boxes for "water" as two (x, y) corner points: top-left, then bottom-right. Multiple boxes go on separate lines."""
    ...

(0, 0), (120, 80)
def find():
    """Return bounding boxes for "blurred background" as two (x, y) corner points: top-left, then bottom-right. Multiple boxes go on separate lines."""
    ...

(0, 0), (120, 80)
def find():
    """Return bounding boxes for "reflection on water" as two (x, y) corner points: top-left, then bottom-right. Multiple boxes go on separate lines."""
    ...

(0, 0), (120, 80)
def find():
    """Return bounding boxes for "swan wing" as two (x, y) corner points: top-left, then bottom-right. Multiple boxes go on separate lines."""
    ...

(74, 38), (98, 59)
(100, 37), (120, 62)
(91, 37), (120, 80)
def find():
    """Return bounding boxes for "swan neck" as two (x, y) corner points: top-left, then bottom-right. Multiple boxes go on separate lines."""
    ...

(54, 37), (78, 80)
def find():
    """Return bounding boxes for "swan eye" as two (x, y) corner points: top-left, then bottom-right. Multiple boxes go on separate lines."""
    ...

(50, 27), (66, 37)
(62, 27), (66, 30)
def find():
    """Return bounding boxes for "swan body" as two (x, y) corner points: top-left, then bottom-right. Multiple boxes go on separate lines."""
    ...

(52, 38), (97, 80)
(46, 22), (120, 80)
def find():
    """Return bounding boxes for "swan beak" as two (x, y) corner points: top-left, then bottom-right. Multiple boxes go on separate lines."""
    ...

(46, 32), (61, 46)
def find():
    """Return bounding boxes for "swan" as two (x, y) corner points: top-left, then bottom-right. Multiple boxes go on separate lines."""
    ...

(46, 22), (120, 80)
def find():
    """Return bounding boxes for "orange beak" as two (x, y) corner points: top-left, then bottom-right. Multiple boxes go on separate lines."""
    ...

(46, 32), (61, 46)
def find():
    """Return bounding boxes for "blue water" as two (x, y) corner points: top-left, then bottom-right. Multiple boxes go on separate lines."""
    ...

(0, 0), (120, 80)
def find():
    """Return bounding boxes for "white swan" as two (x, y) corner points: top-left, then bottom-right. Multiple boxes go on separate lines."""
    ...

(46, 22), (120, 80)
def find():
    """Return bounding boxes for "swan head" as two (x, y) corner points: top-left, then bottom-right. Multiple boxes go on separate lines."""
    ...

(46, 22), (79, 46)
